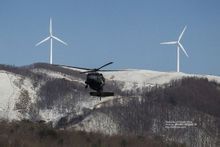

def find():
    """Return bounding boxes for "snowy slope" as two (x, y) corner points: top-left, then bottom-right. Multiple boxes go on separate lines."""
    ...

(64, 66), (220, 90)
(1, 64), (220, 123)
(103, 70), (220, 91)
(0, 71), (37, 120)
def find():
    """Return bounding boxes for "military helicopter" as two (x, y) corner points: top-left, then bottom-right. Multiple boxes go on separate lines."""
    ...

(80, 62), (114, 100)
(58, 62), (115, 100)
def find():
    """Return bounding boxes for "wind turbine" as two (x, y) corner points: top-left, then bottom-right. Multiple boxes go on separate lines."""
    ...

(36, 18), (67, 64)
(160, 26), (189, 72)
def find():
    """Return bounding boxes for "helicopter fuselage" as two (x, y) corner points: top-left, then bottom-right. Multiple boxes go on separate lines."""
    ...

(56, 62), (115, 100)
(85, 72), (105, 92)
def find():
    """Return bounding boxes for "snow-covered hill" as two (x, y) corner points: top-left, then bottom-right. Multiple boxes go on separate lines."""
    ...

(103, 69), (220, 90)
(0, 63), (220, 147)
(1, 64), (220, 122)
(64, 66), (220, 90)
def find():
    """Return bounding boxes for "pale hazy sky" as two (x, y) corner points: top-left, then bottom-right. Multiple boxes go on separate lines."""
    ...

(0, 0), (220, 75)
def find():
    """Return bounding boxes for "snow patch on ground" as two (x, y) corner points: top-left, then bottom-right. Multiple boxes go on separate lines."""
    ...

(75, 100), (97, 113)
(32, 68), (84, 84)
(73, 112), (119, 135)
(39, 108), (64, 125)
(0, 71), (37, 121)
(0, 71), (21, 120)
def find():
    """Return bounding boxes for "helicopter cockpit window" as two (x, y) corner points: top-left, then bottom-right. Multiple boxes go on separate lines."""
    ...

(88, 74), (97, 80)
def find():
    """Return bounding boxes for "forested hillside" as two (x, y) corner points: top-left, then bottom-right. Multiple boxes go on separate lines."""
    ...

(0, 63), (220, 147)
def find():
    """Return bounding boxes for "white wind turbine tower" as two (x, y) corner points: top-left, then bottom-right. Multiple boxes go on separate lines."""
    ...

(36, 18), (67, 64)
(160, 26), (189, 72)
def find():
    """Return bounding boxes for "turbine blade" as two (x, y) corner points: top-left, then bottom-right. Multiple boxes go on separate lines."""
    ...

(52, 36), (68, 45)
(36, 36), (50, 46)
(179, 43), (189, 57)
(160, 41), (177, 45)
(178, 26), (187, 41)
(50, 18), (52, 35)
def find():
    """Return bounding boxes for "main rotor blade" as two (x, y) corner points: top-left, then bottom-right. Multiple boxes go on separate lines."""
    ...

(179, 43), (189, 57)
(53, 64), (92, 74)
(79, 69), (128, 74)
(52, 36), (68, 45)
(60, 65), (91, 70)
(99, 69), (129, 72)
(80, 62), (114, 74)
(80, 71), (91, 74)
(54, 62), (114, 74)
(178, 26), (187, 42)
(160, 41), (177, 45)
(36, 36), (50, 46)
(97, 62), (113, 70)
